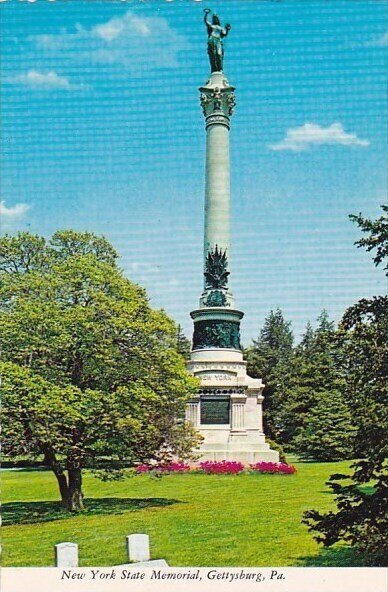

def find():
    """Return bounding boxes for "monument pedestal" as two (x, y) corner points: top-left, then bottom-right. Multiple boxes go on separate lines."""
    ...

(187, 348), (279, 464)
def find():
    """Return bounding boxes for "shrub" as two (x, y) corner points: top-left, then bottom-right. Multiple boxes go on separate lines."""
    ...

(250, 461), (296, 475)
(136, 464), (150, 473)
(136, 462), (191, 474)
(265, 438), (287, 463)
(199, 461), (244, 474)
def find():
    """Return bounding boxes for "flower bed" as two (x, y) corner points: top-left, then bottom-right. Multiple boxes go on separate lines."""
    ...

(199, 460), (244, 474)
(250, 461), (297, 474)
(136, 460), (296, 475)
(136, 462), (191, 474)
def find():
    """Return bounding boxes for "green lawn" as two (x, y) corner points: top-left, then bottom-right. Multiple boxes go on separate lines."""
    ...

(2, 460), (362, 567)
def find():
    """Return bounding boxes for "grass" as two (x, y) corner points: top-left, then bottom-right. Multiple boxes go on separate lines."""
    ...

(2, 460), (363, 567)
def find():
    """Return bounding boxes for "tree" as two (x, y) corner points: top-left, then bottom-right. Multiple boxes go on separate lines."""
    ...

(246, 308), (294, 377)
(293, 389), (356, 461)
(0, 231), (199, 512)
(304, 298), (388, 563)
(245, 308), (293, 439)
(349, 205), (388, 273)
(303, 209), (388, 565)
(176, 324), (191, 360)
(245, 308), (351, 450)
(299, 321), (315, 353)
(264, 310), (350, 454)
(315, 309), (335, 337)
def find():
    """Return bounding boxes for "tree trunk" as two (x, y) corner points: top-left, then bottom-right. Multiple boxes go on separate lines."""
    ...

(42, 448), (84, 513)
(67, 466), (84, 512)
(43, 449), (70, 507)
(55, 470), (70, 506)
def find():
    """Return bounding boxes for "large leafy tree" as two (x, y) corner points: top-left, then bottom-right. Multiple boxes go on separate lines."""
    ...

(1, 231), (199, 512)
(304, 206), (388, 565)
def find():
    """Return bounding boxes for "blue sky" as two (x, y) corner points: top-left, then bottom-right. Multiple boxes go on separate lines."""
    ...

(2, 0), (387, 343)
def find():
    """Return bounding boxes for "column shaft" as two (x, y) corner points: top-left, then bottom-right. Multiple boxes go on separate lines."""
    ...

(204, 123), (230, 260)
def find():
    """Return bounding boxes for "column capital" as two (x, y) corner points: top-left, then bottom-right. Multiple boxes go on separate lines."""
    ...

(199, 72), (236, 126)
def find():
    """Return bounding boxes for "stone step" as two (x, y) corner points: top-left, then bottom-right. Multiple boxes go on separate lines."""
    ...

(199, 442), (271, 451)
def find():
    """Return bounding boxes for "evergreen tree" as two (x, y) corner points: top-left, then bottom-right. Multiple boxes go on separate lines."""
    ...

(245, 308), (294, 439)
(316, 309), (335, 334)
(247, 308), (294, 375)
(293, 389), (356, 461)
(176, 324), (191, 360)
(274, 311), (348, 451)
(349, 204), (388, 273)
(304, 207), (388, 565)
(299, 321), (315, 353)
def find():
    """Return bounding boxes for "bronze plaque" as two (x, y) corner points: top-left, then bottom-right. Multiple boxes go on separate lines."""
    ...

(200, 397), (230, 425)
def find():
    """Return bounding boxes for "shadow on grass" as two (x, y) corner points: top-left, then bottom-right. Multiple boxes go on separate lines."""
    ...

(320, 484), (375, 495)
(300, 545), (368, 567)
(3, 497), (181, 526)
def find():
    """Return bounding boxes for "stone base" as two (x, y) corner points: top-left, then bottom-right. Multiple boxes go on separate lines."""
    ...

(196, 443), (279, 464)
(196, 450), (279, 464)
(186, 347), (279, 465)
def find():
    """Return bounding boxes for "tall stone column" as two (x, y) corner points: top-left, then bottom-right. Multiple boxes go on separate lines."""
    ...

(190, 72), (242, 352)
(202, 72), (234, 261)
(199, 72), (236, 305)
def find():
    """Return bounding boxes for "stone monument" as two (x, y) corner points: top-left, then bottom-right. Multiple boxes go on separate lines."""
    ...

(186, 10), (279, 464)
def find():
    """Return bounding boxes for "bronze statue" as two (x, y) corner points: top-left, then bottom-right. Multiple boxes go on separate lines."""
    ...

(203, 8), (231, 73)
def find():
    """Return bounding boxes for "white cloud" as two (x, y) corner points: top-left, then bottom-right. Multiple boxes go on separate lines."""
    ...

(10, 70), (87, 91)
(364, 32), (388, 48)
(29, 11), (189, 70)
(126, 16), (151, 37)
(94, 19), (126, 42)
(129, 261), (160, 274)
(269, 123), (370, 152)
(0, 200), (30, 219)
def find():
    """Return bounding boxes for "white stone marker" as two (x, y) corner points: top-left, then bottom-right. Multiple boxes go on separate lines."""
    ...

(126, 534), (150, 562)
(55, 542), (78, 567)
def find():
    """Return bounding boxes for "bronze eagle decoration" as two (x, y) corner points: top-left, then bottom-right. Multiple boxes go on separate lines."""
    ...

(204, 245), (230, 290)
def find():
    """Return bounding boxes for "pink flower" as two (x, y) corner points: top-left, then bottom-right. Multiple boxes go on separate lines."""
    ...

(199, 460), (244, 474)
(136, 464), (150, 473)
(249, 461), (296, 475)
(157, 462), (191, 473)
(136, 462), (191, 474)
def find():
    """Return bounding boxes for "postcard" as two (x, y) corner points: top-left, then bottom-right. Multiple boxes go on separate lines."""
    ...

(1, 1), (386, 591)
